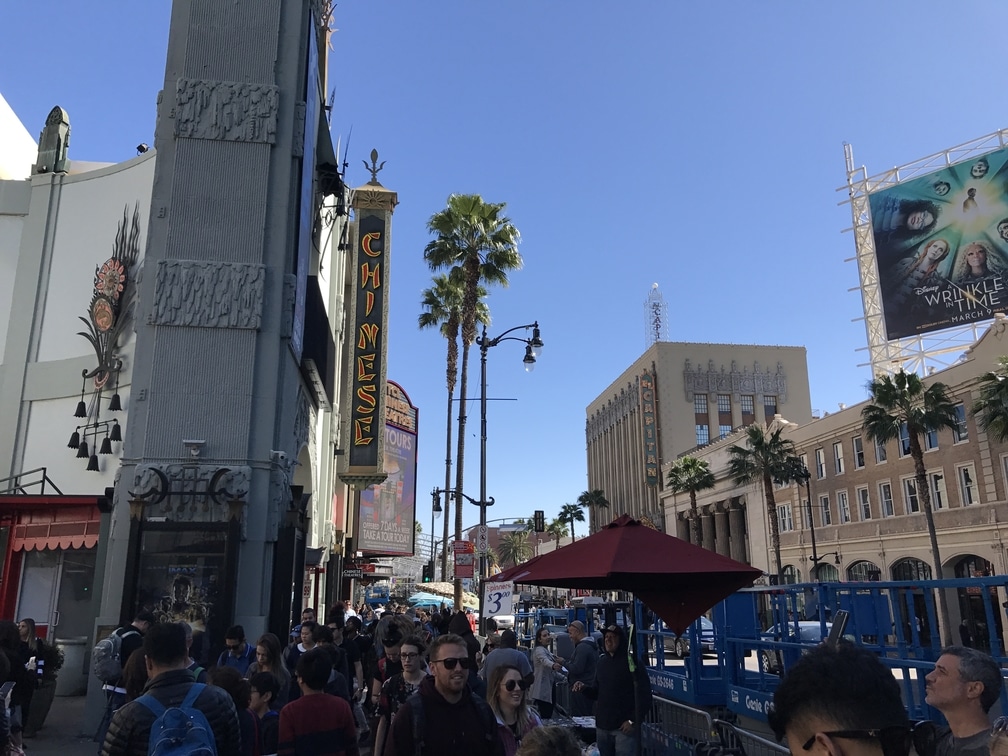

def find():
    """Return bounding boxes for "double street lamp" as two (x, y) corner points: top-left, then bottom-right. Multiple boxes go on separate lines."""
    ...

(478, 321), (543, 582)
(431, 487), (494, 581)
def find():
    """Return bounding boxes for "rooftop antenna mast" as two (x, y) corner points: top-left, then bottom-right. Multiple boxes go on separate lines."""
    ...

(645, 283), (668, 347)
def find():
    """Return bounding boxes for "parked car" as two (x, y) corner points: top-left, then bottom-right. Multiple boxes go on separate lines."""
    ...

(760, 620), (832, 673)
(492, 614), (515, 631)
(663, 616), (715, 658)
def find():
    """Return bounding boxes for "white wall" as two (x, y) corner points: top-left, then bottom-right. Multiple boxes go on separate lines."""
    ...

(0, 94), (36, 181)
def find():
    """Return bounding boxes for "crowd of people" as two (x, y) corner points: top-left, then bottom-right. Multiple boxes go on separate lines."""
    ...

(87, 603), (604, 756)
(64, 600), (1008, 756)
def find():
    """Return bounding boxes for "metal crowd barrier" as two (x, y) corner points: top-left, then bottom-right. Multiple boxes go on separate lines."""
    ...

(712, 719), (788, 756)
(640, 695), (714, 755)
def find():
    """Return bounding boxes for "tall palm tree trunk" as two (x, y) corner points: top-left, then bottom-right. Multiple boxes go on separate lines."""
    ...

(441, 385), (454, 579)
(453, 343), (472, 609)
(689, 492), (700, 545)
(763, 472), (782, 581)
(910, 434), (951, 645)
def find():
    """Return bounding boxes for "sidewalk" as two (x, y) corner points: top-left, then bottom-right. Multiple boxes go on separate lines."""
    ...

(23, 695), (95, 756)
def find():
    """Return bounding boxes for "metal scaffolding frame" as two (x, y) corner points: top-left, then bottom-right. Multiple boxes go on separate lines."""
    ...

(843, 129), (1008, 378)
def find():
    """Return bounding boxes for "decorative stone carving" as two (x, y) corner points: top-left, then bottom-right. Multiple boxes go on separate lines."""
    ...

(683, 359), (788, 402)
(174, 79), (279, 144)
(130, 464), (250, 522)
(293, 386), (312, 455)
(282, 274), (296, 338)
(34, 106), (70, 174)
(150, 261), (264, 329)
(352, 188), (399, 212)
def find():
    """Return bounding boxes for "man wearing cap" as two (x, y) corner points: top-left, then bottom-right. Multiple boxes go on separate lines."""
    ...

(479, 629), (533, 688)
(572, 625), (651, 756)
(558, 621), (597, 717)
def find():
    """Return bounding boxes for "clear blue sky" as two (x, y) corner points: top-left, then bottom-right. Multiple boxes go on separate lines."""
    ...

(4, 2), (1008, 535)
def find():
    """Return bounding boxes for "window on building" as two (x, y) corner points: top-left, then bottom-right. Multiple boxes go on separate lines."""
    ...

(857, 487), (871, 520)
(930, 471), (946, 510)
(837, 491), (850, 523)
(853, 436), (865, 469)
(953, 403), (969, 443)
(719, 424), (732, 439)
(958, 464), (978, 506)
(717, 394), (731, 413)
(815, 448), (826, 479)
(778, 504), (794, 532)
(879, 482), (894, 517)
(924, 428), (938, 451)
(764, 395), (778, 422)
(696, 425), (709, 446)
(741, 395), (755, 425)
(820, 495), (832, 526)
(833, 442), (845, 475)
(1001, 455), (1008, 497)
(875, 437), (887, 464)
(802, 498), (812, 529)
(899, 423), (911, 457)
(694, 395), (708, 414)
(903, 477), (920, 513)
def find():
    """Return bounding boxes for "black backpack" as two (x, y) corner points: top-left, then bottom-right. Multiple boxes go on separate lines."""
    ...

(407, 691), (497, 756)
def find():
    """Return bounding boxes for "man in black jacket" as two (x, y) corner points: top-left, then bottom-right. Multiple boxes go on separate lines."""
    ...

(101, 622), (241, 756)
(572, 625), (651, 756)
(95, 610), (154, 747)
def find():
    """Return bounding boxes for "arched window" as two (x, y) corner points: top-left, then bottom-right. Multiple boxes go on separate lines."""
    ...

(812, 563), (839, 582)
(891, 557), (932, 581)
(953, 555), (993, 578)
(847, 560), (882, 581)
(781, 565), (801, 585)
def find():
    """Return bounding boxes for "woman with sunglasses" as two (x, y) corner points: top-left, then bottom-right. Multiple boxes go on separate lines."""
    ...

(529, 626), (563, 719)
(374, 634), (428, 756)
(488, 664), (542, 756)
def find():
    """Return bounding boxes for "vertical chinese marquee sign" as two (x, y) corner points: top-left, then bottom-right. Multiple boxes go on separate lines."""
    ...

(357, 382), (419, 556)
(640, 370), (659, 486)
(339, 211), (389, 491)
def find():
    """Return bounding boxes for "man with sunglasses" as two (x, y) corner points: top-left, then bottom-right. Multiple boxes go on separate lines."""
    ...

(572, 625), (651, 756)
(215, 625), (255, 676)
(768, 642), (920, 756)
(383, 633), (504, 756)
(925, 646), (1004, 756)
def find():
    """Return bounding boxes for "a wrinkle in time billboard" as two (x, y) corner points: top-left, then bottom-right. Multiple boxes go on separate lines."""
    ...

(870, 146), (1008, 340)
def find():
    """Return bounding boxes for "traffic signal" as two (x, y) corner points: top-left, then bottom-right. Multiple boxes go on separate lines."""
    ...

(533, 509), (545, 533)
(422, 562), (432, 582)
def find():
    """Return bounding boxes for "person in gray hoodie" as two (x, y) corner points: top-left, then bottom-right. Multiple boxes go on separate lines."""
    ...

(557, 621), (596, 716)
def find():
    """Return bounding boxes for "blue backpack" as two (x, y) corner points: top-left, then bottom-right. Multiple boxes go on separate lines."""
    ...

(135, 683), (217, 756)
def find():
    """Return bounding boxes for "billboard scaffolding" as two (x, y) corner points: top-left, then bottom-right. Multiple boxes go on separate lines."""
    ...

(845, 130), (1008, 378)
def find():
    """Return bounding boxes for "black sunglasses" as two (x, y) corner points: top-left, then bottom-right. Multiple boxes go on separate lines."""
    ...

(802, 722), (937, 756)
(225, 643), (241, 651)
(504, 679), (530, 692)
(431, 657), (471, 670)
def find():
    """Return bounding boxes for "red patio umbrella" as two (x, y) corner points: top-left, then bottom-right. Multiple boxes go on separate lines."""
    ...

(491, 514), (762, 633)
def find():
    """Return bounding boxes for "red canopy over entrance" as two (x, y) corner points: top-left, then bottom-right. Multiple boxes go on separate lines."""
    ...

(492, 514), (762, 633)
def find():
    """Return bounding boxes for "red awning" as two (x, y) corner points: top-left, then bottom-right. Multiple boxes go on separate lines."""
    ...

(0, 496), (102, 552)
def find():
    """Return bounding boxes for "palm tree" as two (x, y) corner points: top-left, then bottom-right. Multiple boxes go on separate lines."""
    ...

(546, 517), (567, 549)
(424, 194), (522, 608)
(418, 271), (489, 579)
(499, 531), (533, 567)
(666, 456), (716, 545)
(485, 547), (501, 577)
(973, 356), (1008, 442)
(576, 489), (610, 534)
(558, 502), (585, 542)
(862, 368), (960, 644)
(728, 424), (796, 581)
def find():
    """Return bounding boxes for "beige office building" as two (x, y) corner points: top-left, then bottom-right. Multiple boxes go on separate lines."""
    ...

(662, 320), (1008, 645)
(585, 341), (812, 534)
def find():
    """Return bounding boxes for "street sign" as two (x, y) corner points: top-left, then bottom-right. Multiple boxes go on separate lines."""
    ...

(483, 581), (514, 619)
(475, 525), (489, 553)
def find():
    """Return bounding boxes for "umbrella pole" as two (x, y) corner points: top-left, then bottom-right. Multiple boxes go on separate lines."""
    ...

(632, 598), (643, 756)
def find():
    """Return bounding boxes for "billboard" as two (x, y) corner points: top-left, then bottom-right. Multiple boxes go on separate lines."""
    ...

(870, 146), (1008, 339)
(357, 382), (418, 556)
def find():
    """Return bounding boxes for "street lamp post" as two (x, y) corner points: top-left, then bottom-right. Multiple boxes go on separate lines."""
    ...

(430, 493), (442, 577)
(795, 463), (819, 569)
(477, 322), (543, 582)
(431, 487), (493, 584)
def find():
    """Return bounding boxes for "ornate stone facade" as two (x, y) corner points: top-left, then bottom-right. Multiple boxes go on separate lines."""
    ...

(149, 261), (265, 329)
(683, 359), (788, 402)
(174, 79), (279, 144)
